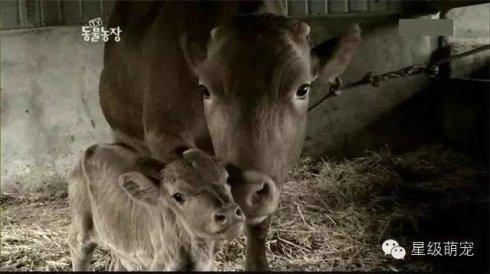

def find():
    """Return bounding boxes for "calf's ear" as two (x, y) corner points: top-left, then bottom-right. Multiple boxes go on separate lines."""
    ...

(311, 24), (361, 82)
(118, 171), (160, 206)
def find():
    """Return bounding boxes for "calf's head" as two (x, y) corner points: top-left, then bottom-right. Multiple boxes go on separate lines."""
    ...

(118, 148), (244, 240)
(182, 14), (361, 222)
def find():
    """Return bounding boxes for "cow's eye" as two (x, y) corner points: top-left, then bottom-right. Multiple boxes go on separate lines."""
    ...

(295, 84), (310, 99)
(172, 193), (185, 204)
(199, 84), (211, 99)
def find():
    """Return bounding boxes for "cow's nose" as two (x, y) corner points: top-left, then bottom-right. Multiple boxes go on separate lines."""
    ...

(251, 180), (270, 206)
(213, 205), (244, 226)
(227, 170), (280, 223)
(242, 172), (278, 207)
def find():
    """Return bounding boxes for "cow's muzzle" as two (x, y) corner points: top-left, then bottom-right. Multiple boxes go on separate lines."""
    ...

(227, 168), (281, 224)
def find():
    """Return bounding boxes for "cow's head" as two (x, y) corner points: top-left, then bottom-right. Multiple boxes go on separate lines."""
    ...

(119, 148), (245, 240)
(182, 14), (360, 223)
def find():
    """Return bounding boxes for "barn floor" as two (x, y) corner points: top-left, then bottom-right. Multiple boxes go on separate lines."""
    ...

(1, 144), (488, 272)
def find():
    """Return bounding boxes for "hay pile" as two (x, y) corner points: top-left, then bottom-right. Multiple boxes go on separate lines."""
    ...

(1, 144), (488, 271)
(0, 192), (110, 271)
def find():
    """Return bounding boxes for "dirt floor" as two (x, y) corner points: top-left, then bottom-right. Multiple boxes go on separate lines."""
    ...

(1, 144), (488, 271)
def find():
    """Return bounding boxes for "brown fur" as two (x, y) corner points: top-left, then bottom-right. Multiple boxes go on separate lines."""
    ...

(99, 1), (360, 269)
(67, 144), (244, 271)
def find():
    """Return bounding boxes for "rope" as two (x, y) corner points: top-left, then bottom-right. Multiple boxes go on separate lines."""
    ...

(308, 44), (490, 112)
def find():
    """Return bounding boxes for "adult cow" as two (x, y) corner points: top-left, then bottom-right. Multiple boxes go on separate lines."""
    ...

(99, 1), (360, 270)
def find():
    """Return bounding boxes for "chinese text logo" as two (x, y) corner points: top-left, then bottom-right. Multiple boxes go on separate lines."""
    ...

(382, 239), (475, 259)
(411, 241), (474, 257)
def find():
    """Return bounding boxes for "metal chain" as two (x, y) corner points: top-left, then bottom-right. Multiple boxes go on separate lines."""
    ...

(308, 44), (490, 112)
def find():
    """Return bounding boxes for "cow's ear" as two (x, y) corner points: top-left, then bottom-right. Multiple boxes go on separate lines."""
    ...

(118, 171), (161, 206)
(180, 34), (207, 69)
(311, 24), (361, 82)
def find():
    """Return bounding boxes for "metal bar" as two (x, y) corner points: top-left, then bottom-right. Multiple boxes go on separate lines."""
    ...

(18, 0), (26, 27)
(309, 0), (327, 16)
(99, 0), (104, 19)
(38, 0), (44, 26)
(349, 0), (368, 12)
(288, 0), (309, 17)
(387, 0), (403, 12)
(79, 0), (83, 22)
(432, 44), (490, 66)
(368, 0), (388, 12)
(329, 0), (349, 13)
(57, 0), (62, 23)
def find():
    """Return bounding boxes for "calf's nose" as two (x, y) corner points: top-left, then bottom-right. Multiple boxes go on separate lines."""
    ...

(213, 205), (244, 226)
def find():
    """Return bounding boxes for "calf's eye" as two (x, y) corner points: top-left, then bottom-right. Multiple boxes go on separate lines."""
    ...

(199, 84), (211, 99)
(172, 193), (185, 204)
(295, 84), (310, 99)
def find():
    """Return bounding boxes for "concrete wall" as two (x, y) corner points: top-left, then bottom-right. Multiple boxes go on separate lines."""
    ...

(445, 3), (490, 77)
(303, 3), (489, 157)
(1, 27), (112, 193)
(1, 4), (488, 192)
(304, 16), (435, 157)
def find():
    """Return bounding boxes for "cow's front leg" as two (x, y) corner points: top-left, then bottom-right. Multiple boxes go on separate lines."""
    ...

(245, 219), (270, 271)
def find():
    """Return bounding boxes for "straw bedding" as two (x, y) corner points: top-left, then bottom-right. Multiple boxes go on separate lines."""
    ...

(1, 144), (488, 271)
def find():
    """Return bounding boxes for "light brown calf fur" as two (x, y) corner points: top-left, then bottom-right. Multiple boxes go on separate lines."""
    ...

(67, 144), (244, 271)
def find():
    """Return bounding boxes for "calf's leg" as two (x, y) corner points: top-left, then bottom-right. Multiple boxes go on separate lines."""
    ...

(67, 222), (97, 271)
(67, 180), (97, 271)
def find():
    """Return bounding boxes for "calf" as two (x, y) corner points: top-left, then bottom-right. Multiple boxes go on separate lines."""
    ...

(67, 144), (244, 271)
